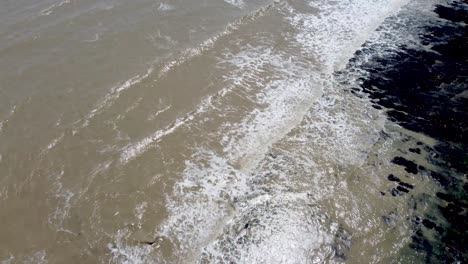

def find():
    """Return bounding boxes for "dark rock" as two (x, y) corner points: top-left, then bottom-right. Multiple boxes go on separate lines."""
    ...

(399, 181), (414, 189)
(433, 143), (468, 175)
(422, 219), (437, 229)
(396, 186), (409, 193)
(387, 174), (401, 182)
(392, 157), (419, 174)
(439, 203), (467, 231)
(332, 225), (352, 261)
(140, 236), (164, 246)
(430, 171), (450, 187)
(391, 188), (400, 197)
(383, 215), (393, 225)
(411, 216), (422, 224)
(409, 148), (421, 154)
(435, 4), (468, 23)
(410, 232), (433, 256)
(436, 192), (456, 203)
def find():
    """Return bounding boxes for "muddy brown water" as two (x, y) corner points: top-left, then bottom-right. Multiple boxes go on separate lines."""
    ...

(0, 0), (464, 263)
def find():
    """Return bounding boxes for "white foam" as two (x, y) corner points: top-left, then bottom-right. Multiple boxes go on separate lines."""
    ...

(48, 169), (76, 233)
(153, 44), (327, 261)
(135, 201), (148, 228)
(74, 67), (153, 134)
(0, 105), (17, 134)
(114, 0), (413, 261)
(218, 46), (322, 171)
(84, 33), (100, 43)
(156, 31), (232, 79)
(114, 97), (144, 122)
(200, 194), (334, 263)
(120, 41), (314, 165)
(157, 150), (247, 261)
(156, 4), (272, 79)
(43, 133), (64, 153)
(82, 160), (113, 194)
(345, 0), (445, 73)
(107, 229), (154, 264)
(40, 0), (71, 16)
(158, 2), (175, 11)
(0, 185), (7, 202)
(118, 6), (277, 163)
(46, 161), (111, 235)
(120, 114), (192, 164)
(148, 104), (171, 121)
(120, 53), (279, 164)
(146, 31), (178, 48)
(2, 251), (47, 264)
(224, 0), (246, 9)
(208, 0), (409, 172)
(25, 250), (48, 264)
(287, 0), (410, 71)
(157, 148), (337, 262)
(0, 255), (14, 264)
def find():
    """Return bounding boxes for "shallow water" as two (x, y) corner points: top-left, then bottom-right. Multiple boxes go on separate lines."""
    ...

(0, 0), (466, 263)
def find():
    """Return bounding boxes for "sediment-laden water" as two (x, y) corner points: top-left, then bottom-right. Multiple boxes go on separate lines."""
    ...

(0, 0), (466, 263)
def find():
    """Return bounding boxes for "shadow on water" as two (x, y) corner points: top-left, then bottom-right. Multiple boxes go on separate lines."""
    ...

(342, 0), (467, 262)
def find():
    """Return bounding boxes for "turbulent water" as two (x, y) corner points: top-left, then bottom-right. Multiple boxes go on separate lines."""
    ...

(0, 0), (466, 263)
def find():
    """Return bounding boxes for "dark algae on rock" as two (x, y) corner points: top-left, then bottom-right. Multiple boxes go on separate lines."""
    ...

(342, 0), (468, 262)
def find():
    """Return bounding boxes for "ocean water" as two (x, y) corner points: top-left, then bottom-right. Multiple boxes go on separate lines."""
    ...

(0, 0), (466, 263)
